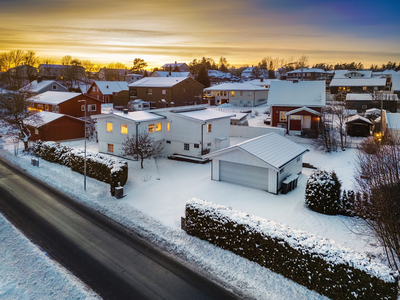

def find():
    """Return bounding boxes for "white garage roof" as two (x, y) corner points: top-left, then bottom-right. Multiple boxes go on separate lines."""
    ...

(205, 133), (309, 170)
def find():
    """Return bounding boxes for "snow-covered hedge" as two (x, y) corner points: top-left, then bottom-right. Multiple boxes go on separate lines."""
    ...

(185, 198), (399, 300)
(31, 141), (128, 195)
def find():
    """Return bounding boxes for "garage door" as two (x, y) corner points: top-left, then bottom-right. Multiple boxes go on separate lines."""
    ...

(219, 161), (269, 191)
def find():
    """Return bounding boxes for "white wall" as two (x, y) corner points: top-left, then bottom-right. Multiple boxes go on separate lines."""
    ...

(277, 156), (303, 190)
(230, 125), (286, 138)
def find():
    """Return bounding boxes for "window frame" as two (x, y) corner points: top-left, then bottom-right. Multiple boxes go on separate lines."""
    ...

(107, 143), (114, 153)
(184, 143), (190, 151)
(106, 122), (113, 132)
(207, 124), (212, 133)
(156, 123), (162, 132)
(279, 111), (287, 122)
(148, 124), (155, 133)
(121, 124), (128, 134)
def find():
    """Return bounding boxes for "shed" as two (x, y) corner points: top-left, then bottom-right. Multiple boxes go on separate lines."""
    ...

(204, 133), (309, 194)
(345, 114), (373, 137)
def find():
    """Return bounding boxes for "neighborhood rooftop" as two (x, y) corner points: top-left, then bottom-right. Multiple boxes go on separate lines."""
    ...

(128, 77), (188, 87)
(205, 82), (268, 91)
(27, 91), (82, 105)
(93, 81), (129, 94)
(175, 108), (235, 121)
(111, 110), (166, 122)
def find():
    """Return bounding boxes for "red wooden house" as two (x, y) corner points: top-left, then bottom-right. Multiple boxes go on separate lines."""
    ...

(86, 81), (129, 104)
(26, 111), (86, 141)
(268, 80), (326, 135)
(27, 91), (102, 118)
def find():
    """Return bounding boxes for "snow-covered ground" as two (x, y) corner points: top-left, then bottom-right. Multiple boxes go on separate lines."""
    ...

(0, 106), (392, 299)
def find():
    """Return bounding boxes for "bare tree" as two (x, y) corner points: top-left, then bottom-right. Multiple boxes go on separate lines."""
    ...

(312, 108), (338, 152)
(326, 100), (351, 150)
(354, 139), (400, 271)
(121, 132), (163, 168)
(131, 58), (147, 74)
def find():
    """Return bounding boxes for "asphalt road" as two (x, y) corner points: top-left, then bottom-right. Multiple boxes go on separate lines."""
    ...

(0, 158), (242, 300)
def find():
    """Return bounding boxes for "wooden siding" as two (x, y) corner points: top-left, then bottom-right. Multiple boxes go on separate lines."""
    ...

(28, 117), (85, 141)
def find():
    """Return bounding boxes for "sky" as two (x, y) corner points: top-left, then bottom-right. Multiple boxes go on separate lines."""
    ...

(1, 0), (400, 69)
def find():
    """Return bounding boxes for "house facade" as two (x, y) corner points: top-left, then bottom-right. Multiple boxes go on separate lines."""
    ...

(86, 81), (129, 104)
(129, 77), (204, 107)
(203, 82), (269, 106)
(330, 70), (388, 94)
(38, 64), (85, 80)
(392, 74), (400, 98)
(204, 133), (309, 194)
(161, 62), (190, 72)
(27, 91), (102, 118)
(98, 68), (129, 81)
(26, 111), (86, 141)
(285, 68), (333, 82)
(92, 105), (233, 158)
(20, 79), (68, 96)
(345, 93), (398, 113)
(268, 80), (326, 135)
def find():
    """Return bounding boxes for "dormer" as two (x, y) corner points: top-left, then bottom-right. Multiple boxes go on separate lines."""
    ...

(344, 71), (364, 78)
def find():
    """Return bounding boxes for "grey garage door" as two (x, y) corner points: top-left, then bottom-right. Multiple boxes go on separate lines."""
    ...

(219, 161), (269, 191)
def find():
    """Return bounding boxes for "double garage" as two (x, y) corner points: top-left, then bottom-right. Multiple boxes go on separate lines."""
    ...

(205, 133), (309, 194)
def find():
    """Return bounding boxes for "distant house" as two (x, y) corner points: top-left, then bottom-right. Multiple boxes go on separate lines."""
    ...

(98, 68), (129, 81)
(8, 65), (38, 81)
(38, 64), (85, 80)
(268, 80), (326, 135)
(19, 79), (68, 96)
(285, 68), (333, 82)
(126, 74), (144, 84)
(128, 77), (204, 107)
(151, 71), (193, 79)
(92, 105), (233, 159)
(345, 114), (373, 137)
(161, 62), (190, 72)
(345, 93), (398, 113)
(203, 82), (269, 106)
(27, 91), (102, 118)
(392, 74), (400, 98)
(385, 112), (400, 141)
(26, 111), (86, 141)
(248, 78), (280, 89)
(241, 67), (268, 80)
(204, 133), (309, 194)
(230, 113), (249, 126)
(330, 70), (387, 94)
(86, 81), (129, 104)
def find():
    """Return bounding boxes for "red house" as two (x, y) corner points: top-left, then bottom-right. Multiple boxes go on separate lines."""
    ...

(268, 80), (326, 135)
(86, 81), (129, 103)
(27, 91), (102, 118)
(26, 111), (86, 141)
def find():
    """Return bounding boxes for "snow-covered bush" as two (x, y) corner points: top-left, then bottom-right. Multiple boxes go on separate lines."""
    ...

(31, 141), (128, 195)
(185, 198), (399, 300)
(305, 169), (342, 215)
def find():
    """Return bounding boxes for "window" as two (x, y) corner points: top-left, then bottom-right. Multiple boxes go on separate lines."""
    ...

(362, 105), (367, 109)
(247, 91), (252, 96)
(279, 111), (287, 122)
(166, 140), (171, 144)
(81, 105), (85, 111)
(363, 86), (367, 91)
(147, 88), (152, 95)
(161, 89), (168, 95)
(52, 85), (57, 90)
(148, 124), (155, 133)
(92, 86), (97, 92)
(38, 104), (43, 110)
(52, 105), (59, 113)
(183, 88), (186, 93)
(296, 157), (300, 163)
(239, 91), (243, 96)
(121, 124), (128, 134)
(130, 89), (137, 96)
(35, 128), (39, 135)
(45, 104), (49, 111)
(107, 144), (114, 153)
(223, 91), (227, 96)
(217, 91), (220, 96)
(230, 91), (235, 97)
(207, 124), (212, 133)
(88, 104), (96, 111)
(290, 115), (301, 120)
(167, 122), (170, 131)
(207, 142), (211, 146)
(374, 87), (378, 91)
(184, 143), (189, 151)
(106, 122), (113, 132)
(194, 143), (199, 148)
(156, 123), (162, 131)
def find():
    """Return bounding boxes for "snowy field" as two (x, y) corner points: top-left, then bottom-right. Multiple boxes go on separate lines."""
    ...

(0, 106), (393, 299)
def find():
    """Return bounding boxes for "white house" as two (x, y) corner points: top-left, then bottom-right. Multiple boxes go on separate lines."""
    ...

(386, 112), (400, 141)
(330, 70), (387, 94)
(204, 133), (309, 194)
(93, 105), (234, 159)
(204, 82), (269, 106)
(19, 79), (68, 95)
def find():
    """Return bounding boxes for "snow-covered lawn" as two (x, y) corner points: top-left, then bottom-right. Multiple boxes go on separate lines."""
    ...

(0, 119), (390, 299)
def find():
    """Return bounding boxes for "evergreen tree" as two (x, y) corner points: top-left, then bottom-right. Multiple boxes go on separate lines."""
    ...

(195, 65), (210, 87)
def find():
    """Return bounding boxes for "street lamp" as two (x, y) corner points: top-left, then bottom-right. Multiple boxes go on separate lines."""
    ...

(78, 100), (87, 190)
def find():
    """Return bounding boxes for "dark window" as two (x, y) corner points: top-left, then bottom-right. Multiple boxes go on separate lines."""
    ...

(166, 140), (171, 144)
(194, 144), (199, 148)
(184, 143), (189, 151)
(130, 89), (137, 96)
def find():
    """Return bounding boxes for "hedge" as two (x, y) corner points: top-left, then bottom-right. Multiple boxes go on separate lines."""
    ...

(31, 141), (128, 195)
(184, 198), (399, 300)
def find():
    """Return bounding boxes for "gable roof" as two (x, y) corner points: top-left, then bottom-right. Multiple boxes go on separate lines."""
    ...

(27, 91), (82, 105)
(128, 77), (189, 88)
(161, 62), (188, 68)
(333, 70), (373, 79)
(19, 80), (67, 93)
(286, 106), (321, 116)
(93, 81), (128, 95)
(287, 68), (328, 74)
(345, 114), (373, 125)
(94, 111), (166, 123)
(268, 80), (326, 107)
(25, 111), (84, 127)
(174, 108), (235, 122)
(205, 133), (309, 170)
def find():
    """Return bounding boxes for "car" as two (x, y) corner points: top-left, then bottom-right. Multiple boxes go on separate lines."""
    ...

(264, 115), (271, 125)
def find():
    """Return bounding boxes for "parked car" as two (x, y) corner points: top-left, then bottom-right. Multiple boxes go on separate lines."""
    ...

(264, 115), (271, 125)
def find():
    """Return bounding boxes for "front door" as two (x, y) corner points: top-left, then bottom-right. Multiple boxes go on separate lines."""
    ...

(303, 116), (311, 129)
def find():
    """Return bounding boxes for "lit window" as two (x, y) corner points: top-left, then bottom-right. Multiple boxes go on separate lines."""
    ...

(231, 91), (235, 97)
(167, 122), (170, 131)
(107, 144), (114, 153)
(37, 104), (43, 111)
(156, 123), (162, 131)
(162, 89), (168, 95)
(280, 111), (287, 122)
(217, 91), (220, 96)
(107, 122), (113, 132)
(81, 105), (85, 111)
(207, 124), (212, 133)
(147, 88), (152, 95)
(148, 124), (155, 133)
(45, 104), (49, 111)
(35, 128), (39, 135)
(184, 143), (189, 151)
(224, 91), (227, 96)
(121, 124), (128, 134)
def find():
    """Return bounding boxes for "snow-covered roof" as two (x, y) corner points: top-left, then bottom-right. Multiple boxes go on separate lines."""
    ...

(286, 106), (321, 116)
(286, 68), (327, 74)
(333, 70), (373, 79)
(27, 91), (81, 105)
(268, 80), (326, 107)
(205, 133), (309, 170)
(365, 108), (381, 115)
(161, 62), (187, 68)
(25, 111), (65, 127)
(151, 71), (190, 78)
(94, 81), (128, 95)
(345, 114), (373, 125)
(372, 70), (398, 76)
(175, 108), (235, 121)
(249, 79), (279, 87)
(129, 77), (188, 88)
(230, 112), (248, 121)
(386, 113), (400, 129)
(330, 78), (387, 87)
(346, 93), (398, 101)
(95, 111), (166, 123)
(19, 80), (67, 93)
(204, 82), (267, 91)
(392, 74), (400, 91)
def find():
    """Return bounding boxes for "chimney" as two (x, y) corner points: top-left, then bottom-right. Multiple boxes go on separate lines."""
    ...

(123, 108), (129, 114)
(260, 77), (264, 82)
